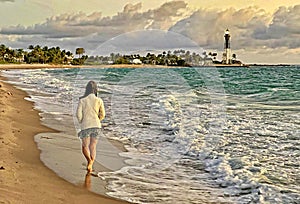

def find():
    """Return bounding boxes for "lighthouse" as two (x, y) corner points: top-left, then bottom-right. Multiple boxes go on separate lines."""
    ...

(223, 29), (231, 64)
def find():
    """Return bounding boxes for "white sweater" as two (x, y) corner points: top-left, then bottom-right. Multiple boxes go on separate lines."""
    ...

(76, 94), (105, 130)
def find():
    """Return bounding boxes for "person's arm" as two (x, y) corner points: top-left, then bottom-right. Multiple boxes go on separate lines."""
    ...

(76, 99), (83, 123)
(98, 99), (105, 121)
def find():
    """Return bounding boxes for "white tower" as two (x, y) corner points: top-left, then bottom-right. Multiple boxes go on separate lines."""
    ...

(223, 29), (231, 64)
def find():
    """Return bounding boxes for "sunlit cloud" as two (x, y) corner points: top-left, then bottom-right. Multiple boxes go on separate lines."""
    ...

(0, 1), (189, 38)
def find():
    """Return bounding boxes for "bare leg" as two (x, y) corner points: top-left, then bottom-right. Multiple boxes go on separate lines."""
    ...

(81, 137), (92, 172)
(89, 137), (98, 169)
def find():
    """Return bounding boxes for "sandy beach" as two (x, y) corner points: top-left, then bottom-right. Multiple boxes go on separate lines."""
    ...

(0, 70), (129, 203)
(0, 63), (171, 70)
(0, 63), (82, 69)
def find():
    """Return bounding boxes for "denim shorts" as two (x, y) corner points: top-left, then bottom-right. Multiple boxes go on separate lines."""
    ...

(78, 127), (102, 139)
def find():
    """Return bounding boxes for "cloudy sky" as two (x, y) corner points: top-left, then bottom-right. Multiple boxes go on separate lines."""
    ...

(0, 0), (300, 64)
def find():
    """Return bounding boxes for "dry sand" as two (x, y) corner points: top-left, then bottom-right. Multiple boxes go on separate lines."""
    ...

(0, 74), (129, 203)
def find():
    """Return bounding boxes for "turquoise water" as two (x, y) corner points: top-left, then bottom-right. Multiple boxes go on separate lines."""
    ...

(3, 66), (300, 203)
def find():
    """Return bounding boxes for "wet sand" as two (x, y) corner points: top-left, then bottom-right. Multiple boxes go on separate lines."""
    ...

(0, 74), (130, 203)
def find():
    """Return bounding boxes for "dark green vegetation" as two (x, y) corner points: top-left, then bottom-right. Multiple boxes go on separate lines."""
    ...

(1, 44), (244, 67)
(86, 50), (203, 66)
(0, 44), (87, 65)
(86, 50), (243, 66)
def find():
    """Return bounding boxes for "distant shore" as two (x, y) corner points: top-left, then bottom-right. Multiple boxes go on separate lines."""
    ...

(0, 63), (171, 69)
(0, 63), (297, 70)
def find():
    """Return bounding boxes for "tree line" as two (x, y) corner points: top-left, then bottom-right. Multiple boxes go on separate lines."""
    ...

(0, 44), (88, 65)
(85, 49), (233, 66)
(86, 50), (203, 66)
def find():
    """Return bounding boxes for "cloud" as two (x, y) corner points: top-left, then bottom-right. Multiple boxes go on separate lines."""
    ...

(0, 0), (14, 2)
(0, 1), (189, 38)
(0, 1), (192, 55)
(0, 12), (105, 38)
(170, 5), (300, 51)
(252, 5), (300, 48)
(0, 1), (299, 63)
(170, 6), (272, 50)
(91, 29), (203, 56)
(123, 2), (142, 13)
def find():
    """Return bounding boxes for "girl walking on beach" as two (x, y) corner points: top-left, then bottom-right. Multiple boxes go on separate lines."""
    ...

(76, 81), (105, 172)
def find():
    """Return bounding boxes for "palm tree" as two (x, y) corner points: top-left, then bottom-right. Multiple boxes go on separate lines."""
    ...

(16, 49), (24, 62)
(76, 48), (85, 58)
(232, 53), (236, 61)
(28, 45), (34, 50)
(32, 45), (43, 63)
(0, 44), (7, 61)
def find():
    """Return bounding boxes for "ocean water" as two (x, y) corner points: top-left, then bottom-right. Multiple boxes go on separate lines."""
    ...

(2, 66), (299, 204)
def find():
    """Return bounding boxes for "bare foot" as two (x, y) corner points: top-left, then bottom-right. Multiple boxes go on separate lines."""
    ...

(87, 160), (94, 173)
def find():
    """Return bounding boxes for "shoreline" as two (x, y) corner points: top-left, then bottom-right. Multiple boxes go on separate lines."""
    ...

(0, 63), (298, 70)
(0, 63), (83, 69)
(0, 74), (130, 203)
(0, 63), (172, 69)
